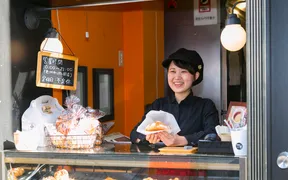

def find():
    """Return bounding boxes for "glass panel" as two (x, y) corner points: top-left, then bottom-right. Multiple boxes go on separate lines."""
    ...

(70, 72), (84, 105)
(5, 164), (240, 179)
(4, 144), (242, 180)
(99, 74), (111, 114)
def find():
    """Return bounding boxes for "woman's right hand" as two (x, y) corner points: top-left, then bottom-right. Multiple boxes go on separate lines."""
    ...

(146, 133), (160, 144)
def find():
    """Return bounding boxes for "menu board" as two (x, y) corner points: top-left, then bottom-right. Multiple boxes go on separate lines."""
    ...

(36, 51), (78, 90)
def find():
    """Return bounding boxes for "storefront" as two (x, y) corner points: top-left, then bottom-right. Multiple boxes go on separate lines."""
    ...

(1, 0), (287, 179)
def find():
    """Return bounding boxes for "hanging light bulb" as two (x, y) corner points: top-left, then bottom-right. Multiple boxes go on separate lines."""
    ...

(40, 38), (63, 53)
(40, 28), (63, 53)
(220, 1), (246, 52)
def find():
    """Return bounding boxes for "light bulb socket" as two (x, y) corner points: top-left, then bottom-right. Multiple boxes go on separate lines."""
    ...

(44, 28), (58, 38)
(226, 14), (241, 25)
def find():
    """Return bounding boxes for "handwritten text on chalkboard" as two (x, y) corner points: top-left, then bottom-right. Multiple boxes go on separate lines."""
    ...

(40, 55), (75, 86)
(36, 51), (78, 90)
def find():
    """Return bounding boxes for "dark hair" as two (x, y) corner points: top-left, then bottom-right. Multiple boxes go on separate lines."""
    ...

(170, 60), (196, 75)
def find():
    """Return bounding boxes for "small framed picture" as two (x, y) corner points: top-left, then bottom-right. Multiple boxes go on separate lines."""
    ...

(62, 66), (88, 107)
(93, 68), (114, 122)
(226, 101), (247, 128)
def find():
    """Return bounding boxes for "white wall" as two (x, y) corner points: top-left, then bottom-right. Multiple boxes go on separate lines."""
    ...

(0, 1), (12, 179)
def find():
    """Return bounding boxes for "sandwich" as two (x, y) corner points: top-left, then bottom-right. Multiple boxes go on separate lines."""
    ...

(145, 121), (170, 132)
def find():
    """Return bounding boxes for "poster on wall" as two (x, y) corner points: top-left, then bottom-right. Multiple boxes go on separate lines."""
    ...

(194, 0), (218, 26)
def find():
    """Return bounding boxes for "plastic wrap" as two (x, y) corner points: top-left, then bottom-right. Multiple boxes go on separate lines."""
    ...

(46, 95), (106, 149)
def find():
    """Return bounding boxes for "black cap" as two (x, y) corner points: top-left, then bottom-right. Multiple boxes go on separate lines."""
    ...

(162, 48), (204, 86)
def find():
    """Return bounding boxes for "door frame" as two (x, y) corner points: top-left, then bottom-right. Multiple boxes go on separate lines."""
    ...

(0, 1), (12, 180)
(246, 0), (271, 179)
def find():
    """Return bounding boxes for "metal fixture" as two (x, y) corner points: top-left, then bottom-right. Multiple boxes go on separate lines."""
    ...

(220, 1), (246, 52)
(24, 9), (73, 54)
(24, 8), (40, 30)
(277, 151), (288, 169)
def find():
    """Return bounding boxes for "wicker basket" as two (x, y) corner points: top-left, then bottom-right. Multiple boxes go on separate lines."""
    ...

(46, 134), (97, 149)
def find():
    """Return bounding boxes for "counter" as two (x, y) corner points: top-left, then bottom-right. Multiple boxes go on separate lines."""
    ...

(4, 143), (246, 179)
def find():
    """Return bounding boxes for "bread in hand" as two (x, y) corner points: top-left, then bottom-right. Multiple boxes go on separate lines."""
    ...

(145, 121), (170, 132)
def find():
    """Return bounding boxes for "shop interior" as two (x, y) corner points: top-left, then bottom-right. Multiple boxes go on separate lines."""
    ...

(4, 0), (248, 179)
(10, 0), (246, 135)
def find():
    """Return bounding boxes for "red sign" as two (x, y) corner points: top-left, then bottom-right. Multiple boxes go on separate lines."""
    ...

(199, 0), (211, 12)
(168, 0), (177, 9)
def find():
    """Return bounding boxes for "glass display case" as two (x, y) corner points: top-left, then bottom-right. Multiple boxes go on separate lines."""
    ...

(4, 143), (246, 180)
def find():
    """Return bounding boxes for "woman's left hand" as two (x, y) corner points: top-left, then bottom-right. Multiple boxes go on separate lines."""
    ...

(158, 132), (188, 147)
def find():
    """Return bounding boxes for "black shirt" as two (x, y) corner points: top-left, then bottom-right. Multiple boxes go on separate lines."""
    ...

(130, 93), (219, 145)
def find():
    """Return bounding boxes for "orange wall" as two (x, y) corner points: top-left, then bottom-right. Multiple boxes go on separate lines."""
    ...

(51, 1), (164, 136)
(51, 7), (125, 133)
(123, 10), (145, 136)
(123, 1), (165, 135)
(143, 1), (165, 105)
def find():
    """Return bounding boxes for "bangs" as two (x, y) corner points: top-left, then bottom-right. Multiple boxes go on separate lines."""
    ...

(172, 60), (196, 75)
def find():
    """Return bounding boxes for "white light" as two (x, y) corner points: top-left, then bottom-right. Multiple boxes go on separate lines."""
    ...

(220, 24), (246, 52)
(40, 38), (63, 53)
(233, 9), (240, 15)
(236, 2), (246, 10)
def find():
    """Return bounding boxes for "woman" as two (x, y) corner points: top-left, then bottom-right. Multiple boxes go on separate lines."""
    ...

(130, 48), (219, 146)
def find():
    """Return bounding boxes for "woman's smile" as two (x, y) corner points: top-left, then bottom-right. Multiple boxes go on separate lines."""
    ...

(168, 61), (194, 94)
(173, 81), (184, 88)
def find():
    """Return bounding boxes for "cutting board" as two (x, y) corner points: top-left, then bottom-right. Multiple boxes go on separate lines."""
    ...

(158, 147), (198, 154)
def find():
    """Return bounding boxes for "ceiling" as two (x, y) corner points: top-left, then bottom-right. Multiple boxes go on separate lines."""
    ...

(30, 0), (152, 9)
(29, 0), (246, 13)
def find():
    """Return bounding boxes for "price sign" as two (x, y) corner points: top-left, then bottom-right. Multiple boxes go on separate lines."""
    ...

(36, 51), (78, 90)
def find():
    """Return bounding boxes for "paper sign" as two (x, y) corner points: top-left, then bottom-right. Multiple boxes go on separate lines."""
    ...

(194, 0), (218, 26)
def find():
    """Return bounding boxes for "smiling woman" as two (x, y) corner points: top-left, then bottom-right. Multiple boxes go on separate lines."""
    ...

(130, 48), (219, 147)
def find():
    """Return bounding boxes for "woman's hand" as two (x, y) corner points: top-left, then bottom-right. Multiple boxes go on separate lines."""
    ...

(146, 133), (160, 144)
(158, 132), (188, 146)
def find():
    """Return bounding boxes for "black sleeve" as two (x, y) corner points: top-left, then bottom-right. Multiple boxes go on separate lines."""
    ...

(130, 99), (161, 144)
(184, 99), (219, 145)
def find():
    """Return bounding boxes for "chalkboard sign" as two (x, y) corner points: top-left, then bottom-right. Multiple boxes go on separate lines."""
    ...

(36, 51), (78, 90)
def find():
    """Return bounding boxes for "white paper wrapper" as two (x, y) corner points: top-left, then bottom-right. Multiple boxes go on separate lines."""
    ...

(14, 130), (40, 151)
(21, 95), (64, 147)
(136, 110), (181, 135)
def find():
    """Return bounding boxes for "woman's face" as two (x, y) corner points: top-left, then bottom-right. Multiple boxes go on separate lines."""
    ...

(167, 61), (197, 94)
